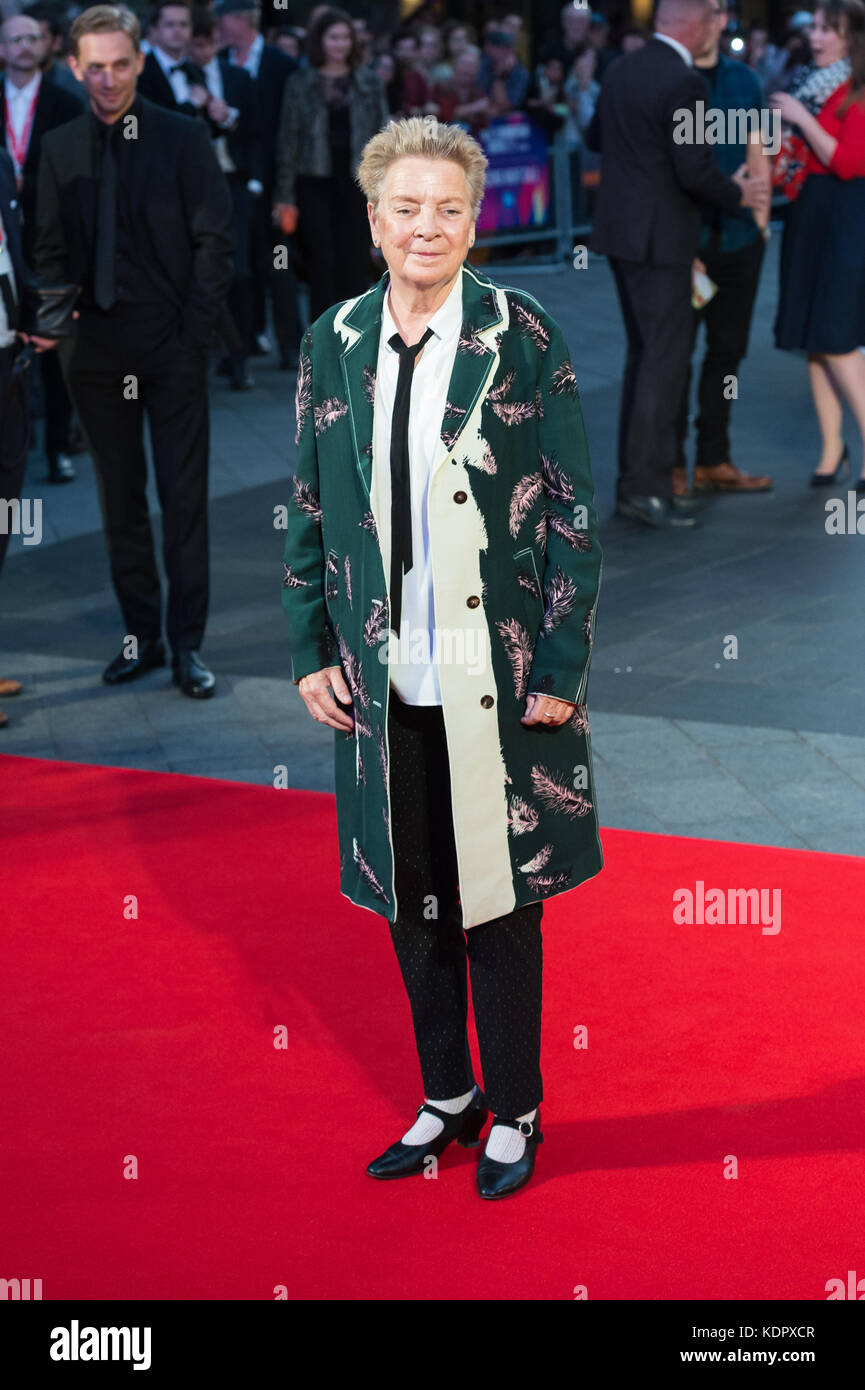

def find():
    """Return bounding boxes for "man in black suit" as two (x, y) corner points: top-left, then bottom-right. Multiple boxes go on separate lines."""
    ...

(31, 5), (234, 698)
(587, 0), (769, 529)
(0, 11), (83, 484)
(216, 0), (300, 370)
(137, 1), (212, 122)
(0, 145), (29, 725)
(191, 6), (261, 391)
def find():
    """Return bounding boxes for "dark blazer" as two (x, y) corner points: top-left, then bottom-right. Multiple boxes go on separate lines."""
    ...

(0, 74), (83, 260)
(137, 50), (210, 122)
(0, 147), (26, 290)
(219, 42), (296, 193)
(218, 58), (262, 185)
(586, 37), (744, 265)
(275, 64), (389, 205)
(33, 96), (235, 350)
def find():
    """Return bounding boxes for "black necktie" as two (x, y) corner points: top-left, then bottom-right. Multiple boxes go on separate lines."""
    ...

(93, 123), (116, 311)
(388, 325), (433, 636)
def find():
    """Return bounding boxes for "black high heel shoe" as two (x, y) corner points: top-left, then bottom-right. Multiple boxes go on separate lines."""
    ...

(810, 444), (849, 487)
(366, 1086), (488, 1179)
(476, 1108), (544, 1200)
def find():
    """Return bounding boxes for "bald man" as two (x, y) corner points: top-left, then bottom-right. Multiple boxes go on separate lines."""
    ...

(587, 0), (770, 530)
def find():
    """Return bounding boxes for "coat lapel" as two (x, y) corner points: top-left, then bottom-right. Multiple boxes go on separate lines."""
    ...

(335, 262), (504, 499)
(335, 272), (387, 500)
(439, 264), (504, 458)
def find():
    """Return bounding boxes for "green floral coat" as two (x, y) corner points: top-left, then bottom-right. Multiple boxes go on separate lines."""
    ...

(281, 262), (603, 928)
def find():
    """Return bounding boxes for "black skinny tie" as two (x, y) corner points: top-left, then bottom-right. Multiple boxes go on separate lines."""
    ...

(388, 325), (433, 636)
(93, 123), (117, 312)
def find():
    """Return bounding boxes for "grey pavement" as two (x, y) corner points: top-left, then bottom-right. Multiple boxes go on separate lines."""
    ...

(2, 232), (864, 856)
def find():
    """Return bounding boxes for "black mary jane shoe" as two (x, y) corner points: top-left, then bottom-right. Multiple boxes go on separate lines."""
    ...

(476, 1109), (544, 1201)
(366, 1087), (489, 1180)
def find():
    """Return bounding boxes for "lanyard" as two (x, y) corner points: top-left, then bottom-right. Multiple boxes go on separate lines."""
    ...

(4, 77), (41, 175)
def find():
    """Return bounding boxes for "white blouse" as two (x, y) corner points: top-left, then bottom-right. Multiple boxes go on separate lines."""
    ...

(372, 274), (464, 705)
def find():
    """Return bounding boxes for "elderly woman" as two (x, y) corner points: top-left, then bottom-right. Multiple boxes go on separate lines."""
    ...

(280, 118), (602, 1200)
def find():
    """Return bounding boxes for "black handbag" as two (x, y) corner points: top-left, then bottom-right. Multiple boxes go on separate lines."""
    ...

(24, 281), (81, 338)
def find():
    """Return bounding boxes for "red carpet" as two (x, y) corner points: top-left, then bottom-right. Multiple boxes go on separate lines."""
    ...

(2, 752), (864, 1300)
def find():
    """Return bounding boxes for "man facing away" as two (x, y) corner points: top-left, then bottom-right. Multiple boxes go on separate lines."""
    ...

(30, 4), (234, 697)
(587, 0), (770, 530)
(674, 0), (774, 497)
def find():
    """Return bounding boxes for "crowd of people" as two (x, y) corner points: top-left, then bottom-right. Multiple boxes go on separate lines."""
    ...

(0, 0), (864, 728)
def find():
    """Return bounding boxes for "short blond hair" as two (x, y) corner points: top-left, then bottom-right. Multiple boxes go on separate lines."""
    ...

(70, 5), (141, 58)
(356, 117), (487, 220)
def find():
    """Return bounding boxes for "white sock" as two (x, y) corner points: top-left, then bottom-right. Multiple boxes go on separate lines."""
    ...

(484, 1108), (537, 1163)
(401, 1086), (476, 1145)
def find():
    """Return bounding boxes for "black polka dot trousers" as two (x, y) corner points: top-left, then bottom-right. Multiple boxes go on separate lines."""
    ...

(383, 687), (544, 1120)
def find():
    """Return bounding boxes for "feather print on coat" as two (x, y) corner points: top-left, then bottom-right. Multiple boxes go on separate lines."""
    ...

(280, 263), (602, 928)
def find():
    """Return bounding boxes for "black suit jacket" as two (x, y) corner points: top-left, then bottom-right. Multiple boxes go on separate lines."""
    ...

(33, 96), (235, 350)
(0, 74), (83, 260)
(137, 50), (212, 123)
(587, 38), (744, 265)
(218, 42), (296, 193)
(0, 147), (26, 289)
(217, 58), (262, 185)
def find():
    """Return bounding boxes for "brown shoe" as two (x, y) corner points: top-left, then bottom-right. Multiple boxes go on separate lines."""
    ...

(672, 466), (691, 497)
(694, 461), (773, 492)
(0, 677), (22, 697)
(0, 706), (8, 727)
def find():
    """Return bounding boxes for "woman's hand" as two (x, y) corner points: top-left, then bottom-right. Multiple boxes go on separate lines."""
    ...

(770, 92), (807, 127)
(521, 692), (575, 727)
(298, 665), (355, 731)
(17, 331), (58, 353)
(273, 203), (298, 235)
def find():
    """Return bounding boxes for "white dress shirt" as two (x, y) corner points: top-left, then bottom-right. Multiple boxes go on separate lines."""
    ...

(372, 274), (463, 706)
(151, 44), (193, 105)
(230, 33), (264, 80)
(653, 32), (694, 67)
(4, 72), (41, 171)
(0, 206), (18, 348)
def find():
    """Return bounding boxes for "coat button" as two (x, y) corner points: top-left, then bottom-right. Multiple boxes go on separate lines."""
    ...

(466, 594), (480, 608)
(481, 694), (494, 708)
(453, 490), (467, 504)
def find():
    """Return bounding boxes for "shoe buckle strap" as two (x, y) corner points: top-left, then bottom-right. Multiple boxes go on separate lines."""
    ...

(492, 1115), (543, 1142)
(416, 1101), (462, 1124)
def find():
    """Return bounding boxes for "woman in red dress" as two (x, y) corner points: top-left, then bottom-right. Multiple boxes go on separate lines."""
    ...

(772, 0), (865, 488)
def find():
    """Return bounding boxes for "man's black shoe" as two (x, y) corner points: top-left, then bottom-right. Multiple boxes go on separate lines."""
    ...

(102, 638), (166, 685)
(616, 494), (700, 528)
(670, 494), (705, 516)
(47, 453), (76, 484)
(230, 363), (255, 391)
(172, 650), (215, 699)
